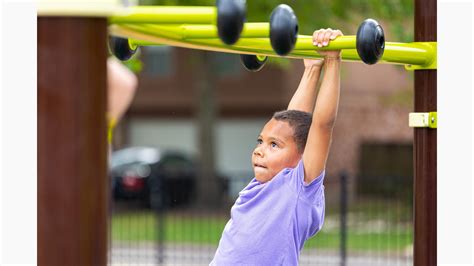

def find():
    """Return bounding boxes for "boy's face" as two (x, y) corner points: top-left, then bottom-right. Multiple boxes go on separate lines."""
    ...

(252, 118), (301, 183)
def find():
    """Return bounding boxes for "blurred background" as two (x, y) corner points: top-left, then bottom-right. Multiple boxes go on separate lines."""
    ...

(108, 0), (415, 265)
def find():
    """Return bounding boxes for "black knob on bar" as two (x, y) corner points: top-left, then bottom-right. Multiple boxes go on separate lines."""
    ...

(269, 4), (298, 56)
(109, 36), (138, 61)
(356, 19), (385, 65)
(216, 0), (246, 45)
(240, 54), (267, 72)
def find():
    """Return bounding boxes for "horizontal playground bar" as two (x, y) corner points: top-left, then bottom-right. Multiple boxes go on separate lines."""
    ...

(130, 23), (270, 39)
(112, 23), (435, 67)
(132, 23), (357, 50)
(126, 24), (358, 51)
(109, 6), (217, 24)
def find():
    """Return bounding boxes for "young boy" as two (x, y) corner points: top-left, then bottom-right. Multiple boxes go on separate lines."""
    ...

(210, 28), (343, 265)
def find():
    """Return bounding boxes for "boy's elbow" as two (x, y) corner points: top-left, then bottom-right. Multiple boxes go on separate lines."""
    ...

(324, 118), (337, 129)
(312, 110), (338, 129)
(314, 117), (336, 130)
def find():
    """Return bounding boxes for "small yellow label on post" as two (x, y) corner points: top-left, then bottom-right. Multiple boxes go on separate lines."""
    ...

(409, 112), (437, 128)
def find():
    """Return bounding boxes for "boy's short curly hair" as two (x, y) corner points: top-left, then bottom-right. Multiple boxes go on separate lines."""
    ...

(272, 110), (312, 153)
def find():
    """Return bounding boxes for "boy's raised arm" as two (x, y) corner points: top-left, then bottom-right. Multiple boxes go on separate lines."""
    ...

(287, 60), (323, 112)
(302, 29), (343, 184)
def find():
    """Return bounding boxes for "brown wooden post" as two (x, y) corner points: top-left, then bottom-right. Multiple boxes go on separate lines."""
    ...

(38, 17), (108, 266)
(413, 0), (437, 265)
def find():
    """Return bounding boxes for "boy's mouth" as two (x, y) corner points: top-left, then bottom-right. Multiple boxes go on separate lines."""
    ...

(253, 163), (267, 169)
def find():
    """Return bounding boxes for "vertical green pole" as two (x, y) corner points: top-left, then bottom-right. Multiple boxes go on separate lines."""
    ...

(413, 0), (437, 265)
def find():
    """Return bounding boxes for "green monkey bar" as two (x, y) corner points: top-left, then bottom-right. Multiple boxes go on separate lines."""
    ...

(109, 6), (218, 24)
(109, 22), (437, 69)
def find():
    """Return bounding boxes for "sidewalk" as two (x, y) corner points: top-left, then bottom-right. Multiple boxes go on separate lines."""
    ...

(109, 243), (413, 266)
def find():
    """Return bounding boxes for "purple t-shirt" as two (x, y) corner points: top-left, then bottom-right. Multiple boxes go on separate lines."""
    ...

(210, 159), (325, 265)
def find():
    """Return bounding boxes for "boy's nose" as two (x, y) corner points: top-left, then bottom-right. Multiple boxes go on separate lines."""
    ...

(253, 147), (263, 157)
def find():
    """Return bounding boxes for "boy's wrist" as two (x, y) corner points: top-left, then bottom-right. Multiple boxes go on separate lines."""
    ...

(323, 57), (341, 68)
(324, 56), (341, 61)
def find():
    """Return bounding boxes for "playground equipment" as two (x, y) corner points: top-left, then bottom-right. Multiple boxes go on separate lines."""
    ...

(37, 0), (437, 265)
(106, 4), (436, 71)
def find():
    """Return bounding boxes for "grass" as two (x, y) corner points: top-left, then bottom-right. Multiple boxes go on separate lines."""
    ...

(111, 212), (226, 245)
(111, 210), (413, 252)
(304, 230), (412, 251)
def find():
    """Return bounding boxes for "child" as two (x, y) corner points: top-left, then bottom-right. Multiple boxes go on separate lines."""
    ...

(107, 57), (138, 143)
(210, 28), (343, 265)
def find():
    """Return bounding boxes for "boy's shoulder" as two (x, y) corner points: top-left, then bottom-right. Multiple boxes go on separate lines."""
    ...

(280, 159), (326, 203)
(268, 160), (305, 191)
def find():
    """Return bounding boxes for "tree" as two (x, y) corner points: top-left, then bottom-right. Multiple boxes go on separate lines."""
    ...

(192, 50), (221, 208)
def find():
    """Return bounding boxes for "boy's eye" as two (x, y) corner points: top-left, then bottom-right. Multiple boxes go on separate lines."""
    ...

(257, 138), (263, 144)
(271, 142), (278, 148)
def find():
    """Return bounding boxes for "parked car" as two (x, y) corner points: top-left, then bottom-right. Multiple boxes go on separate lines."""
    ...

(110, 147), (228, 210)
(110, 147), (197, 209)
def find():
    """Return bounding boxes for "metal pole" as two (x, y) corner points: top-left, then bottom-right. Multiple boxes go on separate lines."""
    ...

(109, 6), (217, 24)
(156, 198), (166, 264)
(413, 0), (437, 265)
(339, 171), (348, 266)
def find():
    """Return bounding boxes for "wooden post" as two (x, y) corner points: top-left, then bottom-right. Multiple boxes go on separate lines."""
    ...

(38, 17), (108, 266)
(413, 0), (437, 265)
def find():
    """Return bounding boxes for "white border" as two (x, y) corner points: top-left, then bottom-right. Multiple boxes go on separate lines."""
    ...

(438, 0), (473, 265)
(0, 0), (4, 263)
(0, 0), (473, 264)
(1, 0), (37, 265)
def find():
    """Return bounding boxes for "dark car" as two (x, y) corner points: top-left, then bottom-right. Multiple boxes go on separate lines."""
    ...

(110, 147), (197, 209)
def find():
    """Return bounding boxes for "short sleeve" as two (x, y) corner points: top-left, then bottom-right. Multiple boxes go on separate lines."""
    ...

(285, 159), (325, 203)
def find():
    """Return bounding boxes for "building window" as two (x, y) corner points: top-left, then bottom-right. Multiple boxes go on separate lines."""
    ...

(143, 46), (173, 77)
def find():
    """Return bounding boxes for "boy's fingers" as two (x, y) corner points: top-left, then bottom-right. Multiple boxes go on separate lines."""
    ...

(330, 30), (343, 40)
(334, 29), (344, 37)
(316, 30), (326, 47)
(323, 30), (332, 46)
(312, 29), (322, 45)
(313, 29), (344, 47)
